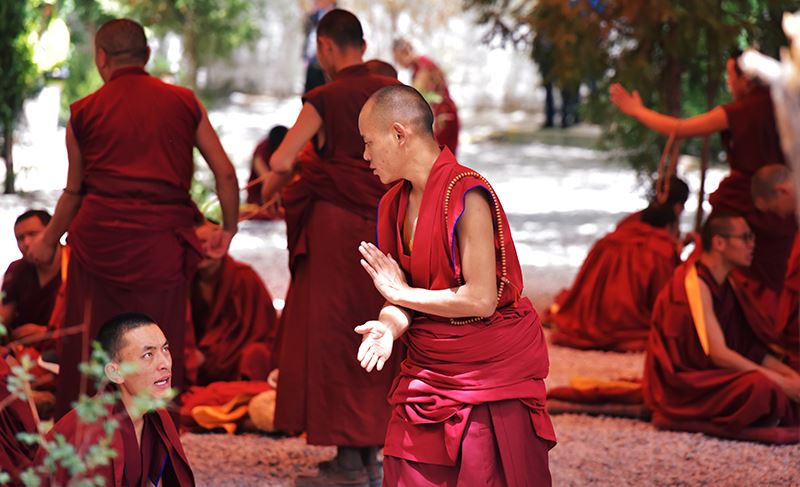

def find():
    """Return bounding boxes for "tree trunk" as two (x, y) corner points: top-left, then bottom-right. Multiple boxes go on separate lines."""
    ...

(3, 123), (15, 194)
(183, 11), (199, 91)
(662, 22), (682, 117)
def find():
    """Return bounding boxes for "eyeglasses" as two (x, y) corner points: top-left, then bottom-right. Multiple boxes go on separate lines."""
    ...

(720, 232), (756, 243)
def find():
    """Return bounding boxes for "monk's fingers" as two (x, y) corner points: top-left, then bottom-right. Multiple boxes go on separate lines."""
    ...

(360, 346), (376, 369)
(375, 356), (386, 372)
(365, 352), (380, 373)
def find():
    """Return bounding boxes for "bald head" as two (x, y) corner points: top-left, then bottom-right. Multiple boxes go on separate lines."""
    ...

(95, 19), (149, 65)
(317, 9), (364, 49)
(363, 85), (434, 137)
(752, 164), (790, 201)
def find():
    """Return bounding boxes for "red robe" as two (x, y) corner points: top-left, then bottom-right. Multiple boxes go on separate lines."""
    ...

(776, 234), (800, 371)
(412, 56), (460, 154)
(246, 138), (272, 206)
(551, 213), (680, 351)
(56, 66), (204, 419)
(36, 402), (194, 486)
(644, 260), (800, 444)
(273, 64), (402, 446)
(710, 86), (796, 302)
(190, 256), (278, 384)
(0, 360), (37, 485)
(377, 149), (555, 484)
(1, 258), (61, 329)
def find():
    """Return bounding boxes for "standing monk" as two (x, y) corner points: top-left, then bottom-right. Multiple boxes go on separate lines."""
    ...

(356, 85), (556, 485)
(28, 19), (239, 420)
(393, 39), (460, 154)
(611, 50), (795, 308)
(751, 164), (799, 370)
(259, 9), (401, 485)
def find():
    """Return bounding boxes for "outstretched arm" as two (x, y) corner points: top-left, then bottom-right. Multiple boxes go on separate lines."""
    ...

(359, 190), (498, 318)
(609, 83), (729, 138)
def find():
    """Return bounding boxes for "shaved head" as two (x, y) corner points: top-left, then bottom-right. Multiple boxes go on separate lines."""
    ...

(364, 85), (434, 136)
(317, 9), (364, 49)
(751, 164), (790, 201)
(700, 210), (745, 251)
(95, 19), (149, 64)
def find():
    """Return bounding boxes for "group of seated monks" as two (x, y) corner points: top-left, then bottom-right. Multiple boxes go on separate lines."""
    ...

(547, 164), (800, 443)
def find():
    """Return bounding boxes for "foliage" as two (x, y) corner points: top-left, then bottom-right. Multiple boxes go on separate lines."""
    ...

(464, 0), (796, 175)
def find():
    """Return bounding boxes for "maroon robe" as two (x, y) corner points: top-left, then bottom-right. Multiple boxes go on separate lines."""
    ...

(551, 213), (680, 351)
(273, 64), (402, 446)
(377, 149), (555, 484)
(644, 260), (800, 444)
(36, 402), (194, 486)
(190, 256), (277, 384)
(776, 234), (800, 371)
(56, 66), (204, 419)
(412, 56), (460, 154)
(246, 139), (272, 206)
(1, 258), (61, 330)
(710, 86), (796, 300)
(0, 359), (37, 485)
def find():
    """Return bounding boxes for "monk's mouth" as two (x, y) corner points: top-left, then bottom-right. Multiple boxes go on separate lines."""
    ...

(154, 376), (171, 388)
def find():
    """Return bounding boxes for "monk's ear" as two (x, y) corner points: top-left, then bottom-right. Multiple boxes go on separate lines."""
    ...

(105, 362), (124, 385)
(392, 122), (408, 145)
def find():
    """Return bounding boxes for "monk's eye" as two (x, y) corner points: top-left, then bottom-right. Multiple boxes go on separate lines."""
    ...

(143, 352), (153, 359)
(163, 345), (170, 353)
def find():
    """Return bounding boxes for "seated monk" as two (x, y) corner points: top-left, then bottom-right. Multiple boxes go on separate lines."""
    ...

(1, 210), (66, 347)
(751, 164), (799, 370)
(0, 350), (38, 485)
(35, 313), (194, 485)
(644, 211), (800, 444)
(245, 125), (288, 210)
(190, 221), (278, 384)
(550, 177), (689, 351)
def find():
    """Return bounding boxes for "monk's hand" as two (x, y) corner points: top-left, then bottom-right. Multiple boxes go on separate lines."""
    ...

(609, 83), (643, 117)
(359, 242), (409, 304)
(11, 324), (49, 346)
(27, 233), (56, 266)
(355, 320), (393, 372)
(263, 192), (284, 219)
(204, 228), (235, 259)
(782, 376), (800, 403)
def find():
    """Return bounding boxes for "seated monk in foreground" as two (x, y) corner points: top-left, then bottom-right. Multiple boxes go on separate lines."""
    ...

(0, 350), (38, 484)
(35, 313), (194, 485)
(355, 85), (555, 485)
(751, 164), (799, 370)
(644, 211), (800, 444)
(550, 177), (689, 351)
(189, 221), (278, 384)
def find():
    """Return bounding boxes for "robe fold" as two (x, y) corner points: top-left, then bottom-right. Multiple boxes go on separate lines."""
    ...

(551, 213), (680, 351)
(0, 359), (37, 485)
(190, 256), (277, 384)
(710, 86), (796, 299)
(377, 149), (555, 484)
(273, 64), (402, 446)
(36, 402), (194, 486)
(644, 260), (800, 443)
(776, 234), (800, 371)
(56, 66), (204, 419)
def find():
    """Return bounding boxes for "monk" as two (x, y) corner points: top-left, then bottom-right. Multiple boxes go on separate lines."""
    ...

(751, 164), (799, 370)
(393, 38), (460, 154)
(190, 221), (278, 384)
(611, 50), (796, 308)
(35, 313), (194, 485)
(356, 85), (556, 485)
(1, 210), (64, 346)
(0, 352), (38, 485)
(365, 58), (398, 79)
(259, 9), (401, 485)
(246, 125), (288, 208)
(550, 177), (689, 351)
(644, 211), (800, 443)
(27, 18), (239, 419)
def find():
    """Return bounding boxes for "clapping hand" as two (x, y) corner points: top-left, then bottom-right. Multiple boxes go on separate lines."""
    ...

(354, 320), (394, 372)
(358, 242), (408, 304)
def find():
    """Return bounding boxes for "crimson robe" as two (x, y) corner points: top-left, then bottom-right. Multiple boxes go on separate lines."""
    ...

(56, 66), (204, 419)
(551, 213), (680, 351)
(710, 86), (796, 301)
(36, 402), (194, 486)
(776, 234), (800, 370)
(377, 149), (555, 484)
(644, 260), (800, 444)
(412, 56), (460, 154)
(273, 64), (402, 446)
(190, 256), (277, 384)
(246, 139), (272, 206)
(0, 359), (37, 485)
(1, 258), (61, 329)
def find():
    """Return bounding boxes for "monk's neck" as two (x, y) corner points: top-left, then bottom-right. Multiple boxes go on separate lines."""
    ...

(331, 56), (363, 76)
(35, 245), (61, 286)
(698, 253), (732, 285)
(120, 393), (145, 447)
(405, 145), (441, 195)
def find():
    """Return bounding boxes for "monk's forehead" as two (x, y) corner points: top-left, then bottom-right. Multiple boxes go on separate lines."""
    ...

(118, 324), (165, 354)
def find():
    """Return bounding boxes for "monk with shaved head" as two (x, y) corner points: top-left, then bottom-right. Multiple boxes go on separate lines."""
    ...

(356, 85), (556, 484)
(28, 17), (239, 420)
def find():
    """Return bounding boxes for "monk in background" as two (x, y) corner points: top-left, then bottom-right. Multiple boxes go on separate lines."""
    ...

(259, 9), (401, 485)
(644, 211), (800, 444)
(611, 49), (796, 310)
(751, 164), (799, 370)
(550, 177), (689, 351)
(246, 125), (288, 210)
(28, 18), (239, 419)
(393, 38), (460, 154)
(189, 221), (278, 385)
(35, 313), (194, 485)
(356, 85), (555, 485)
(0, 351), (38, 485)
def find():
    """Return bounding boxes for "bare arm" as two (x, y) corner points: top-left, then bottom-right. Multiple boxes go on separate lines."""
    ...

(359, 190), (498, 318)
(0, 303), (15, 331)
(609, 84), (729, 138)
(269, 103), (322, 174)
(195, 103), (239, 233)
